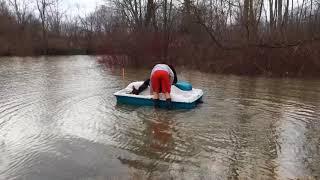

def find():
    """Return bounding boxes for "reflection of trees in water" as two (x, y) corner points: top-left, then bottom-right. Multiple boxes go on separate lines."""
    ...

(226, 77), (320, 179)
(304, 117), (320, 178)
(226, 77), (281, 179)
(306, 90), (320, 178)
(272, 79), (320, 179)
(276, 103), (320, 179)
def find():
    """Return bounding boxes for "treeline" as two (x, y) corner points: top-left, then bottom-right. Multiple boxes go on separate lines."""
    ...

(0, 0), (108, 56)
(1, 0), (320, 76)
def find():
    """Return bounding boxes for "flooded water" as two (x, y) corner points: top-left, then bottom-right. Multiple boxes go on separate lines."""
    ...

(0, 56), (320, 180)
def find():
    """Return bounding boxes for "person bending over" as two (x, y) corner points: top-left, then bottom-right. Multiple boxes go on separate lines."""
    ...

(131, 64), (177, 108)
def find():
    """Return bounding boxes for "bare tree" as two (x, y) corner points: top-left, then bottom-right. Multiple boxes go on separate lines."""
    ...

(48, 0), (64, 35)
(145, 0), (156, 29)
(0, 0), (10, 16)
(36, 0), (53, 54)
(1, 0), (320, 76)
(8, 0), (28, 25)
(277, 0), (283, 28)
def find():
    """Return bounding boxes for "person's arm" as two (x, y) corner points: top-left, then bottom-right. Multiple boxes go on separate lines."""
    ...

(137, 79), (150, 94)
(168, 65), (178, 84)
(132, 79), (150, 95)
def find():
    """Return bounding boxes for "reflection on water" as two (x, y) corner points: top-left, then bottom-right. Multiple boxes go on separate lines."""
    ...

(0, 56), (320, 179)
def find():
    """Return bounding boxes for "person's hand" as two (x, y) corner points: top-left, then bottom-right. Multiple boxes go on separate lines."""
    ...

(131, 86), (139, 95)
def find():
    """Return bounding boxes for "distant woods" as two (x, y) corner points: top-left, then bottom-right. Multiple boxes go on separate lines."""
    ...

(1, 0), (320, 76)
(0, 0), (106, 55)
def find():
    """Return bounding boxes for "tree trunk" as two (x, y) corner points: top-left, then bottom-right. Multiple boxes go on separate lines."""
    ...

(283, 0), (289, 30)
(163, 0), (168, 59)
(37, 0), (50, 55)
(145, 0), (154, 28)
(277, 0), (282, 29)
(244, 0), (250, 40)
(250, 0), (256, 37)
(269, 0), (274, 32)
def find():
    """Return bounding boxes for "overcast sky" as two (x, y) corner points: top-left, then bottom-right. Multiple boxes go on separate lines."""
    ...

(62, 0), (104, 16)
(8, 0), (304, 18)
(59, 0), (303, 17)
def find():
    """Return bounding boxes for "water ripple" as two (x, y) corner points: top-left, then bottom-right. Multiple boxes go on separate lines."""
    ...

(0, 57), (319, 179)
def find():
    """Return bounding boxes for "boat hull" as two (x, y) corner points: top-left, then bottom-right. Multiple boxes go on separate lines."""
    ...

(115, 95), (203, 109)
(114, 81), (203, 109)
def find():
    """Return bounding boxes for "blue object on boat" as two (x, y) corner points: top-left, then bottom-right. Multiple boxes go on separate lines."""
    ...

(114, 81), (203, 109)
(175, 81), (192, 91)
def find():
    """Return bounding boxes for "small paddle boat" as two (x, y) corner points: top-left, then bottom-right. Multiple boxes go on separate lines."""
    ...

(114, 81), (203, 109)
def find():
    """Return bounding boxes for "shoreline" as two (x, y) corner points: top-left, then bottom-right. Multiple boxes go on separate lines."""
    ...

(2, 54), (319, 78)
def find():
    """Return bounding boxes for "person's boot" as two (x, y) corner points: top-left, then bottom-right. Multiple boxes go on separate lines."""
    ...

(166, 98), (173, 110)
(153, 99), (160, 108)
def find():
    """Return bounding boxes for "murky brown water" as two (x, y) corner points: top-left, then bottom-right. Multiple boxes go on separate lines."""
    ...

(0, 56), (320, 180)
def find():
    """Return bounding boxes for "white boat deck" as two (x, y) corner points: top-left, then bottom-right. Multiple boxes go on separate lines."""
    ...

(114, 81), (203, 103)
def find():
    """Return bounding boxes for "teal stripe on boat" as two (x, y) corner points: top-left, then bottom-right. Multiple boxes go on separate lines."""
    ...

(115, 95), (202, 109)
